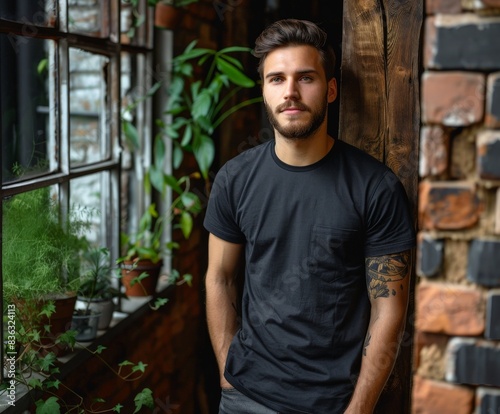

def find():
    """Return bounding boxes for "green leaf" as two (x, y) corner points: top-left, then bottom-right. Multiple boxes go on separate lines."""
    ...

(118, 360), (134, 367)
(149, 165), (165, 195)
(183, 273), (193, 286)
(36, 397), (60, 414)
(180, 211), (193, 239)
(173, 143), (184, 169)
(133, 388), (154, 413)
(151, 297), (169, 310)
(191, 90), (212, 120)
(95, 345), (107, 354)
(154, 136), (166, 169)
(192, 134), (214, 179)
(131, 361), (148, 373)
(164, 174), (183, 194)
(112, 403), (124, 412)
(122, 120), (140, 150)
(216, 57), (255, 88)
(29, 378), (44, 389)
(180, 123), (193, 147)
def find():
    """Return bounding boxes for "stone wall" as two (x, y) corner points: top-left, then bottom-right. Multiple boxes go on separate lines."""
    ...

(413, 1), (500, 413)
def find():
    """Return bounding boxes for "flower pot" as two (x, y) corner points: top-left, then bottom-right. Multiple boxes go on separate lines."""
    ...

(76, 297), (115, 330)
(15, 293), (77, 357)
(154, 2), (182, 30)
(71, 310), (101, 342)
(120, 259), (162, 297)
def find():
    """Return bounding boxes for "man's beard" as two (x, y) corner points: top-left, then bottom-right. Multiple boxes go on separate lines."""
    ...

(264, 94), (328, 140)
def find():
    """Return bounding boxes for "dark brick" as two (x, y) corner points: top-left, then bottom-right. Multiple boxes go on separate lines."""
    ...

(467, 239), (500, 286)
(417, 234), (444, 277)
(477, 131), (500, 180)
(447, 338), (500, 387)
(426, 14), (500, 70)
(486, 73), (500, 128)
(477, 387), (500, 414)
(485, 291), (500, 340)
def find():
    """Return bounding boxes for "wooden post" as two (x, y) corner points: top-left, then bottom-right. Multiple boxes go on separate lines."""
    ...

(340, 0), (423, 413)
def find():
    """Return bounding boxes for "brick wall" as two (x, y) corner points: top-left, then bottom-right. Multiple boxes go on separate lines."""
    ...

(414, 1), (500, 413)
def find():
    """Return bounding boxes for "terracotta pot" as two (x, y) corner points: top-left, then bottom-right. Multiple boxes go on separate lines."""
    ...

(154, 3), (182, 30)
(120, 259), (162, 296)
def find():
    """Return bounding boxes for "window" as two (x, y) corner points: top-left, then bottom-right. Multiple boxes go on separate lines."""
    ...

(0, 0), (158, 375)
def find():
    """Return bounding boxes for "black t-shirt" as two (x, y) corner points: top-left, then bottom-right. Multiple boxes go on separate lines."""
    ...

(204, 139), (415, 414)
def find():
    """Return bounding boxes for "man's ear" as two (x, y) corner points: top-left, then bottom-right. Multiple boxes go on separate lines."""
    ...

(328, 78), (337, 103)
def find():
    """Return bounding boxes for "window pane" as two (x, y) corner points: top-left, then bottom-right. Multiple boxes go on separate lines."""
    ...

(69, 48), (110, 167)
(120, 0), (152, 48)
(0, 35), (56, 184)
(70, 173), (109, 247)
(0, 0), (57, 27)
(68, 0), (109, 37)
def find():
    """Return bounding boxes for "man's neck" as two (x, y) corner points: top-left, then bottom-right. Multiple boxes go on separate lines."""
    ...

(274, 133), (335, 167)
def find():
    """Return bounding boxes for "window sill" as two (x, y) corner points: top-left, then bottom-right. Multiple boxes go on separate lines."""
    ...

(0, 280), (174, 413)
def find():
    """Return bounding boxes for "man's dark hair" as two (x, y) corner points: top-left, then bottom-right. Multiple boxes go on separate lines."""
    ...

(253, 19), (336, 81)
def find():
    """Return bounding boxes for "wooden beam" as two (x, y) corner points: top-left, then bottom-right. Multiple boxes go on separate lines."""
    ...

(340, 1), (422, 413)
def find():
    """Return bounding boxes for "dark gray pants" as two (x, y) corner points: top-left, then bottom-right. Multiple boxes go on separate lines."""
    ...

(219, 388), (279, 414)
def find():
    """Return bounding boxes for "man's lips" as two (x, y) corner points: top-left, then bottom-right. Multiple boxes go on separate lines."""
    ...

(278, 103), (308, 113)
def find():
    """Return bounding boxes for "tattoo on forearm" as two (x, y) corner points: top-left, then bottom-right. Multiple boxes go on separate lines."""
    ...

(363, 332), (371, 356)
(366, 251), (410, 299)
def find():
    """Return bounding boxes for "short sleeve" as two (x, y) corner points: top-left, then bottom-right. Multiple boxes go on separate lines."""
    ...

(364, 170), (415, 257)
(203, 165), (246, 244)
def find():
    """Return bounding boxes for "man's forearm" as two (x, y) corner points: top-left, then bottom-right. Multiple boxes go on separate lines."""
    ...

(344, 311), (406, 414)
(206, 274), (239, 387)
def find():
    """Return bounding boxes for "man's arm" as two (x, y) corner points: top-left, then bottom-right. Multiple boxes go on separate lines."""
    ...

(205, 233), (244, 388)
(344, 249), (412, 414)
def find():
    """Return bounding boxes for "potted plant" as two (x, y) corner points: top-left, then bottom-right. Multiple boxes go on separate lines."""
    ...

(2, 187), (91, 355)
(120, 40), (260, 301)
(75, 247), (121, 332)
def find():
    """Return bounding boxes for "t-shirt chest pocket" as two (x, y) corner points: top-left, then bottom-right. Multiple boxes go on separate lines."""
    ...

(308, 226), (363, 282)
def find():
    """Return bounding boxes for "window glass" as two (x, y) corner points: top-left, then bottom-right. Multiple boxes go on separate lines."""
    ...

(68, 0), (109, 37)
(120, 0), (152, 48)
(70, 172), (110, 247)
(0, 35), (56, 184)
(69, 48), (110, 167)
(0, 0), (57, 27)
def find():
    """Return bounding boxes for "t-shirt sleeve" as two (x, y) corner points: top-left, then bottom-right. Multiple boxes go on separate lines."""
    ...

(203, 165), (246, 244)
(364, 169), (416, 257)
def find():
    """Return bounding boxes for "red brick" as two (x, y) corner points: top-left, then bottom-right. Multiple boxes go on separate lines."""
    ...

(420, 126), (449, 178)
(412, 375), (474, 414)
(421, 71), (485, 126)
(415, 282), (485, 336)
(425, 0), (462, 14)
(419, 181), (481, 230)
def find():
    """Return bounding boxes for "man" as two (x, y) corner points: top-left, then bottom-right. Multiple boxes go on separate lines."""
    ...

(204, 18), (415, 414)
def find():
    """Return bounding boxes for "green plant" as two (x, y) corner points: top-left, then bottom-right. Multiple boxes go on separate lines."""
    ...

(78, 247), (121, 302)
(2, 187), (92, 304)
(158, 39), (262, 181)
(120, 40), (260, 299)
(1, 304), (153, 413)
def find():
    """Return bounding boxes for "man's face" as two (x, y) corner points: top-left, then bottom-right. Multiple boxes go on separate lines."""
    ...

(262, 45), (337, 140)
